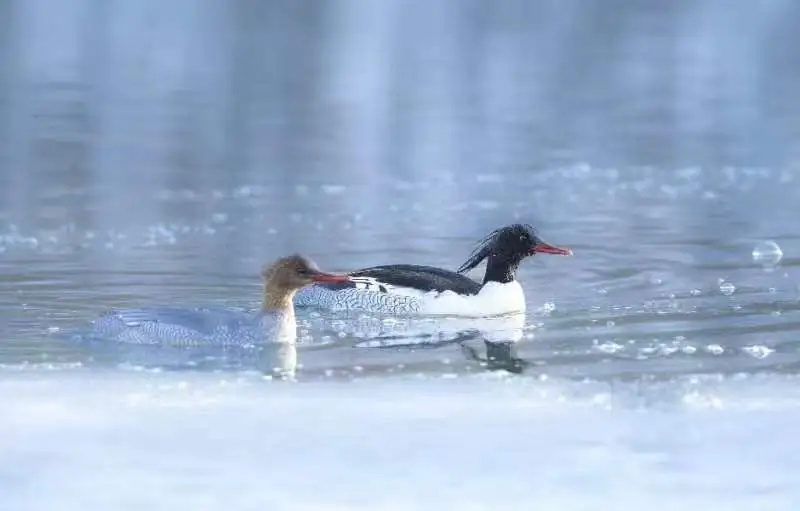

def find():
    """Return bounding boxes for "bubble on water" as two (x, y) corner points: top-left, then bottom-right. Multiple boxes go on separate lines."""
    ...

(742, 345), (774, 359)
(659, 343), (679, 356)
(752, 241), (783, 266)
(595, 341), (624, 354)
(690, 289), (701, 296)
(706, 344), (725, 355)
(719, 282), (736, 296)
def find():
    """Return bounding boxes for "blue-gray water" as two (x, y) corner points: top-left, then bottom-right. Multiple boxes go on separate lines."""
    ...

(2, 1), (800, 510)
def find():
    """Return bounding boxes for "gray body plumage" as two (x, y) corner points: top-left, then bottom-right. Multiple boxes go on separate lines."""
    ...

(85, 307), (295, 347)
(294, 286), (423, 314)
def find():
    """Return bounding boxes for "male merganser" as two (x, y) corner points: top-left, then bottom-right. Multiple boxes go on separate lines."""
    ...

(82, 254), (351, 348)
(294, 224), (571, 316)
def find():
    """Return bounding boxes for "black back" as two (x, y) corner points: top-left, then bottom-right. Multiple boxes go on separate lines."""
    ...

(316, 224), (548, 294)
(319, 264), (483, 295)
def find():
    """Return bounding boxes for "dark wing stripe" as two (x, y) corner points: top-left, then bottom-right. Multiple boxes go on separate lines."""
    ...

(348, 264), (482, 295)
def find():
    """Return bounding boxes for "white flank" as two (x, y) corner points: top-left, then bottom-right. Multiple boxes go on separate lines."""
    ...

(361, 279), (526, 317)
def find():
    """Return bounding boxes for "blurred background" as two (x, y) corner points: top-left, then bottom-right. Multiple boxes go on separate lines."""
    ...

(2, 0), (799, 252)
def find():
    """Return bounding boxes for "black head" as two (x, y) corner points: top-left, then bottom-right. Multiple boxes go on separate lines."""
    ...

(456, 224), (571, 284)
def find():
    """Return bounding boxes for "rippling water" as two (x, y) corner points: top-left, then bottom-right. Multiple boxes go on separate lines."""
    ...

(3, 164), (798, 381)
(3, 1), (800, 509)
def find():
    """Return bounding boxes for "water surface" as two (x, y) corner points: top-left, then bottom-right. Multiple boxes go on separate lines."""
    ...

(2, 1), (800, 509)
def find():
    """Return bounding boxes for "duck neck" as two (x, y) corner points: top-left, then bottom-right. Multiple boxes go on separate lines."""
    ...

(261, 283), (298, 345)
(482, 255), (520, 285)
(262, 282), (297, 313)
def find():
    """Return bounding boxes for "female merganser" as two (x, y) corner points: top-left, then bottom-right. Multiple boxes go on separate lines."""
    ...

(82, 254), (351, 348)
(294, 224), (571, 317)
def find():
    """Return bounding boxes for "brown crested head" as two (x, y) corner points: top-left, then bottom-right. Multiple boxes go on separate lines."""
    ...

(261, 254), (351, 310)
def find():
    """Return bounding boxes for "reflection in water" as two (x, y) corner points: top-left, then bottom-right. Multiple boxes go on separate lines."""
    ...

(69, 334), (298, 379)
(325, 311), (534, 376)
(65, 311), (537, 379)
(461, 341), (529, 375)
(344, 312), (530, 374)
(342, 312), (526, 347)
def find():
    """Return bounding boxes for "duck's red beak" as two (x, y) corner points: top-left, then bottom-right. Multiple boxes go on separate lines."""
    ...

(530, 242), (572, 256)
(310, 270), (352, 283)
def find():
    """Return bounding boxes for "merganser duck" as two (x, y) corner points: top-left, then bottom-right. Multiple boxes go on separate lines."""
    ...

(83, 254), (351, 348)
(294, 224), (571, 316)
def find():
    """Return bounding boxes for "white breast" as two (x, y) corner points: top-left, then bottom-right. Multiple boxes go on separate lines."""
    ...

(415, 280), (526, 316)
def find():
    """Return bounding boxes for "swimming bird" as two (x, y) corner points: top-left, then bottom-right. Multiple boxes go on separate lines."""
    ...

(83, 254), (352, 348)
(294, 224), (571, 316)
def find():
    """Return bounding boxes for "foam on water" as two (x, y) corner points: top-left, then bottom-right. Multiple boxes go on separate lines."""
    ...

(2, 370), (799, 511)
